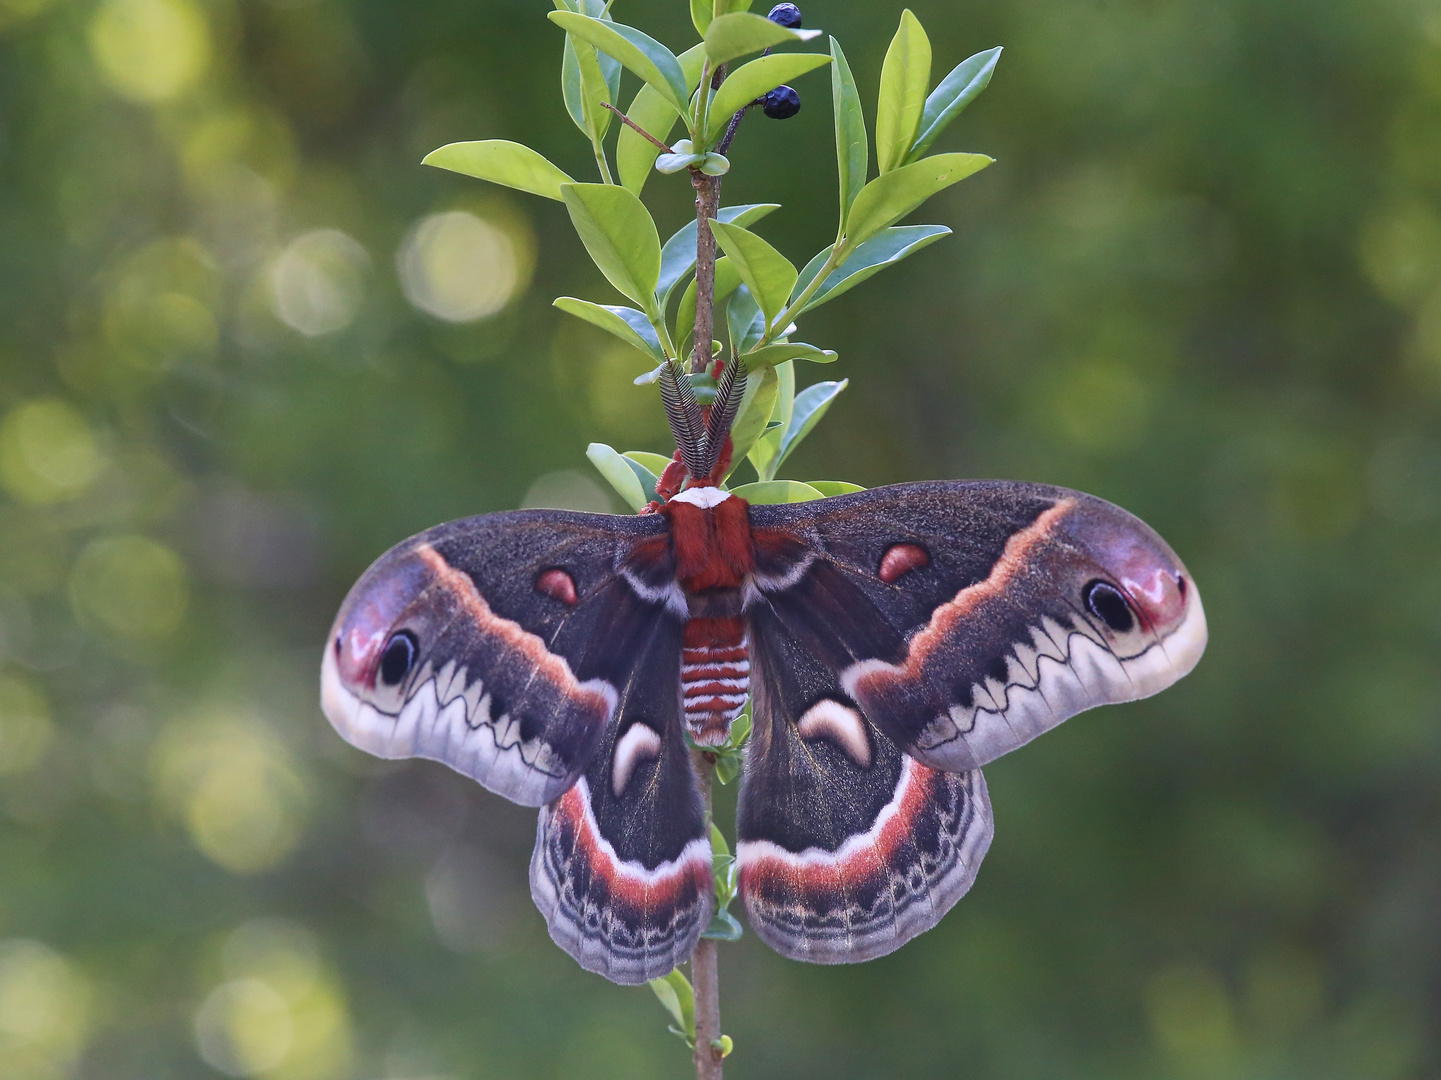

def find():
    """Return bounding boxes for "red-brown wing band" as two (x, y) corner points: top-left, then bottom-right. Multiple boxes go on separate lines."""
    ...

(736, 602), (992, 963)
(322, 509), (677, 806)
(747, 481), (1207, 773)
(529, 608), (714, 984)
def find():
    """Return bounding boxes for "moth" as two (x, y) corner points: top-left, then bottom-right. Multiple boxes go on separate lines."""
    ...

(321, 471), (1206, 984)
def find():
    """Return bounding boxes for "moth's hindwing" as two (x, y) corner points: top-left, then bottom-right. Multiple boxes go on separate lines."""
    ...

(321, 509), (678, 807)
(736, 601), (993, 963)
(531, 612), (713, 985)
(747, 480), (1207, 773)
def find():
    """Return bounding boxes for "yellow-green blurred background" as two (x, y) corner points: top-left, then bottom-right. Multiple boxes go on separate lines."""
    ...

(1, 0), (1438, 1076)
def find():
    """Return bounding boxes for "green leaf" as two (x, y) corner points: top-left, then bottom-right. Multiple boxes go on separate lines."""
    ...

(548, 11), (690, 115)
(748, 359), (795, 480)
(624, 456), (659, 505)
(704, 12), (821, 65)
(793, 225), (951, 312)
(713, 0), (753, 16)
(875, 9), (931, 175)
(422, 141), (574, 201)
(675, 256), (743, 350)
(741, 341), (836, 371)
(586, 442), (648, 512)
(698, 152), (730, 175)
(830, 38), (867, 226)
(710, 821), (731, 859)
(709, 220), (797, 331)
(617, 43), (708, 195)
(705, 53), (832, 139)
(655, 151), (705, 173)
(729, 480), (825, 503)
(658, 203), (778, 305)
(701, 909), (744, 941)
(553, 297), (664, 360)
(624, 450), (675, 476)
(561, 2), (621, 143)
(713, 1035), (735, 1058)
(775, 379), (847, 474)
(690, 0), (712, 36)
(560, 183), (663, 310)
(808, 479), (866, 496)
(725, 284), (766, 354)
(725, 363), (778, 478)
(907, 46), (1002, 163)
(649, 970), (696, 1040)
(842, 153), (992, 251)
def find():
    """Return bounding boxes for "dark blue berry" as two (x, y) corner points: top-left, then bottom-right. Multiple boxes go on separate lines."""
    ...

(763, 85), (801, 120)
(767, 3), (802, 28)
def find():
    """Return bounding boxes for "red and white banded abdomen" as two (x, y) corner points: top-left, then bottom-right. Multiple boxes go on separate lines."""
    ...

(681, 617), (749, 746)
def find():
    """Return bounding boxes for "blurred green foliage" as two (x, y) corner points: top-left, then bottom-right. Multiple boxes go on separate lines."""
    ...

(0, 0), (1438, 1078)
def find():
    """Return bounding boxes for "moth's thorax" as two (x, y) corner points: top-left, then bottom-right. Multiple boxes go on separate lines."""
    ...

(660, 490), (754, 745)
(661, 489), (753, 594)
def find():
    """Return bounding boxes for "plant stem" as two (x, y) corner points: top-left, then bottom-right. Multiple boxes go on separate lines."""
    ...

(592, 139), (614, 185)
(690, 169), (721, 374)
(764, 246), (845, 346)
(601, 102), (673, 153)
(689, 749), (723, 1080)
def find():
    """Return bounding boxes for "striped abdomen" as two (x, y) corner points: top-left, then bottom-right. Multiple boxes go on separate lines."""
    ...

(681, 616), (749, 746)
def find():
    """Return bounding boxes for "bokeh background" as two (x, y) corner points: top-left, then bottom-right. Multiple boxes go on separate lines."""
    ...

(1, 0), (1438, 1076)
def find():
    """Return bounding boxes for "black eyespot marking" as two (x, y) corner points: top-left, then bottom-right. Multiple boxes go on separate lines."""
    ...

(378, 630), (418, 686)
(1084, 580), (1134, 633)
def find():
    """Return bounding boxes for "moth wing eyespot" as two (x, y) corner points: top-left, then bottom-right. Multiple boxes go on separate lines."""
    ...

(1083, 579), (1135, 634)
(378, 630), (419, 686)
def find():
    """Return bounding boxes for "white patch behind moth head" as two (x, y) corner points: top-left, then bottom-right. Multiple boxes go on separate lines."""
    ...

(671, 486), (732, 509)
(796, 699), (872, 767)
(611, 723), (662, 796)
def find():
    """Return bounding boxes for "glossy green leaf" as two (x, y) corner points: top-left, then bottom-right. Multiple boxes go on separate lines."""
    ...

(705, 53), (832, 139)
(655, 150), (705, 173)
(617, 43), (708, 195)
(704, 12), (822, 65)
(741, 341), (836, 370)
(748, 359), (794, 480)
(624, 450), (675, 476)
(775, 379), (847, 473)
(830, 38), (867, 225)
(726, 284), (766, 354)
(560, 183), (663, 310)
(586, 442), (648, 512)
(624, 456), (659, 505)
(808, 480), (866, 496)
(675, 257), (742, 350)
(548, 11), (690, 115)
(552, 297), (663, 360)
(907, 46), (1002, 163)
(794, 225), (951, 312)
(422, 141), (574, 201)
(560, 0), (620, 141)
(649, 970), (695, 1039)
(658, 203), (778, 305)
(729, 480), (825, 503)
(709, 220), (797, 331)
(698, 152), (730, 175)
(842, 153), (992, 251)
(725, 363), (778, 478)
(875, 9), (931, 175)
(690, 0), (712, 36)
(713, 0), (753, 16)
